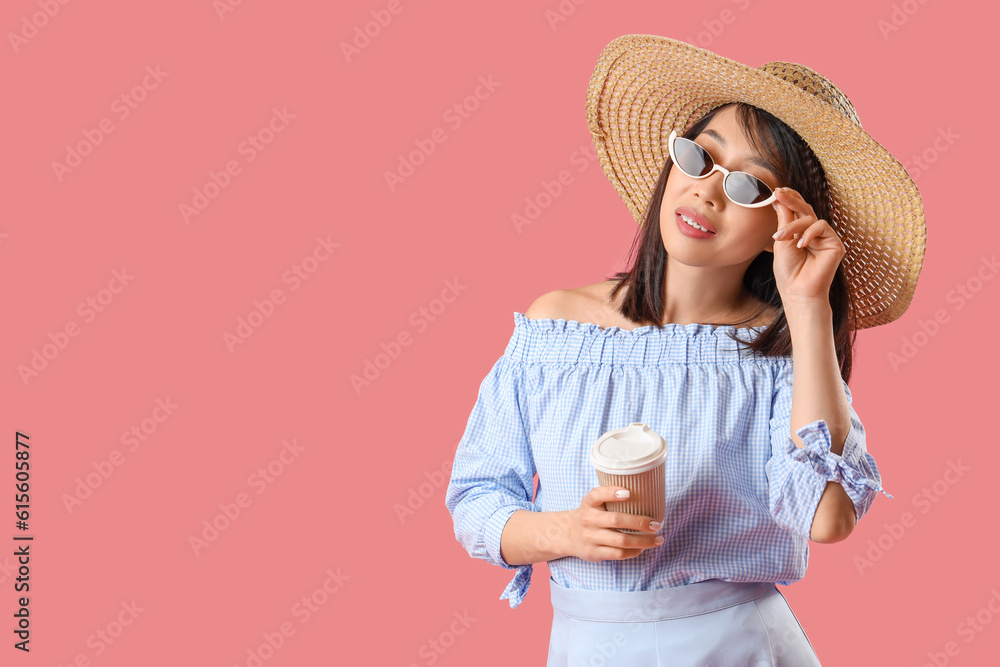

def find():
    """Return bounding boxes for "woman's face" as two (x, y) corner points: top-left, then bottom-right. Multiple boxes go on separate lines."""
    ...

(659, 106), (783, 270)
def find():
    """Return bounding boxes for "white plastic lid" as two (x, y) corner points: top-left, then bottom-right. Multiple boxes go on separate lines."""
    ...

(590, 422), (667, 474)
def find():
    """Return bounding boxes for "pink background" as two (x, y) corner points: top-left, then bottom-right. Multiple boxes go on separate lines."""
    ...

(3, 0), (996, 664)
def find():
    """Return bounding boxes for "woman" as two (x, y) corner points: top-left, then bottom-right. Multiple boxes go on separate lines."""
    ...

(445, 35), (925, 665)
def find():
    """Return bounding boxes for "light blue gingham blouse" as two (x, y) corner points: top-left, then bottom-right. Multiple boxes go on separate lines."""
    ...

(445, 312), (893, 609)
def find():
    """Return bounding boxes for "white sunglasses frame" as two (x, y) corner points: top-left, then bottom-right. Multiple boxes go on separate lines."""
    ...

(667, 130), (778, 208)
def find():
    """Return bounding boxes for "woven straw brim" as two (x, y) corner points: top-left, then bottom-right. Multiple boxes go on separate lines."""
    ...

(586, 34), (927, 330)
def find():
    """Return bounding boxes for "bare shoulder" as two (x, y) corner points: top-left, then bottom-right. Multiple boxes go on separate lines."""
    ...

(525, 279), (778, 329)
(523, 288), (575, 321)
(524, 280), (631, 329)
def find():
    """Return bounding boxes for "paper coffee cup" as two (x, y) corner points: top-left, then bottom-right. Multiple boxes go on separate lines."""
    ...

(590, 422), (667, 534)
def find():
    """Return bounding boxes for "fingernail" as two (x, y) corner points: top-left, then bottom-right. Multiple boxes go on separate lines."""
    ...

(796, 238), (805, 248)
(771, 202), (779, 211)
(654, 536), (665, 545)
(772, 228), (785, 240)
(649, 521), (662, 531)
(615, 489), (630, 499)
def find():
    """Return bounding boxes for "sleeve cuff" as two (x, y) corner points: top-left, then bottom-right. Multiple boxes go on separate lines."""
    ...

(791, 419), (895, 513)
(483, 504), (537, 609)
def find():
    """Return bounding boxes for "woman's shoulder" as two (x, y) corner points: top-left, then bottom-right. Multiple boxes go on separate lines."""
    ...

(524, 280), (637, 331)
(524, 280), (780, 330)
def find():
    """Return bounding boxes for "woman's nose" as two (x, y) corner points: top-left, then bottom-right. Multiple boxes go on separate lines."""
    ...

(693, 172), (726, 207)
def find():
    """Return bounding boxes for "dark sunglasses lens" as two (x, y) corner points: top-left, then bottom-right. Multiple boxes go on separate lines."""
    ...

(725, 173), (773, 205)
(673, 137), (713, 177)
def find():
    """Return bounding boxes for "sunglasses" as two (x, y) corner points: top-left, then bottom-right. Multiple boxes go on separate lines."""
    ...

(667, 130), (778, 208)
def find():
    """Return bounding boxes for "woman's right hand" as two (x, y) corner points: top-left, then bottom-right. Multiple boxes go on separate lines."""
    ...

(561, 486), (664, 562)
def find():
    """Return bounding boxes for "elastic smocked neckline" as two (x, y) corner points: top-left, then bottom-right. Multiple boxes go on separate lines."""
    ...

(512, 312), (768, 336)
(507, 312), (770, 367)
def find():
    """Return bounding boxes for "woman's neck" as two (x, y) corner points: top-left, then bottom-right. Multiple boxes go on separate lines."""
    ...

(659, 257), (760, 326)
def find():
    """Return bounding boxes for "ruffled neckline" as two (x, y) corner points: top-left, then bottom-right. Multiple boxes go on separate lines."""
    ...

(512, 312), (768, 338)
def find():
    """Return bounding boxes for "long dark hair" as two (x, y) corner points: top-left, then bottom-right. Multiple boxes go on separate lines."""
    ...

(606, 102), (858, 383)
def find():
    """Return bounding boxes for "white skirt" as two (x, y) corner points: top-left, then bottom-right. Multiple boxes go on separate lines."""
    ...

(547, 577), (822, 666)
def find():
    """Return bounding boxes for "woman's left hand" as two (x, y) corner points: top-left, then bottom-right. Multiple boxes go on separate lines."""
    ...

(770, 187), (846, 305)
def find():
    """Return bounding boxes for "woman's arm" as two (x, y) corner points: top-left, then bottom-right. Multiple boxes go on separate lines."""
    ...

(500, 509), (572, 565)
(784, 299), (858, 544)
(770, 185), (880, 545)
(500, 487), (662, 565)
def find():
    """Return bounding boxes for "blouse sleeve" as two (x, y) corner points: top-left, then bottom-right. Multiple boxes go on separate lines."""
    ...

(445, 354), (539, 609)
(765, 362), (894, 540)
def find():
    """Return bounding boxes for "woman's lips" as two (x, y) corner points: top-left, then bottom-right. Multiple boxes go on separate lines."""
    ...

(675, 207), (716, 239)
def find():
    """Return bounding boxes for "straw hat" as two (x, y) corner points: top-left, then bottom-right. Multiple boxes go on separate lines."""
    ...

(586, 34), (926, 330)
